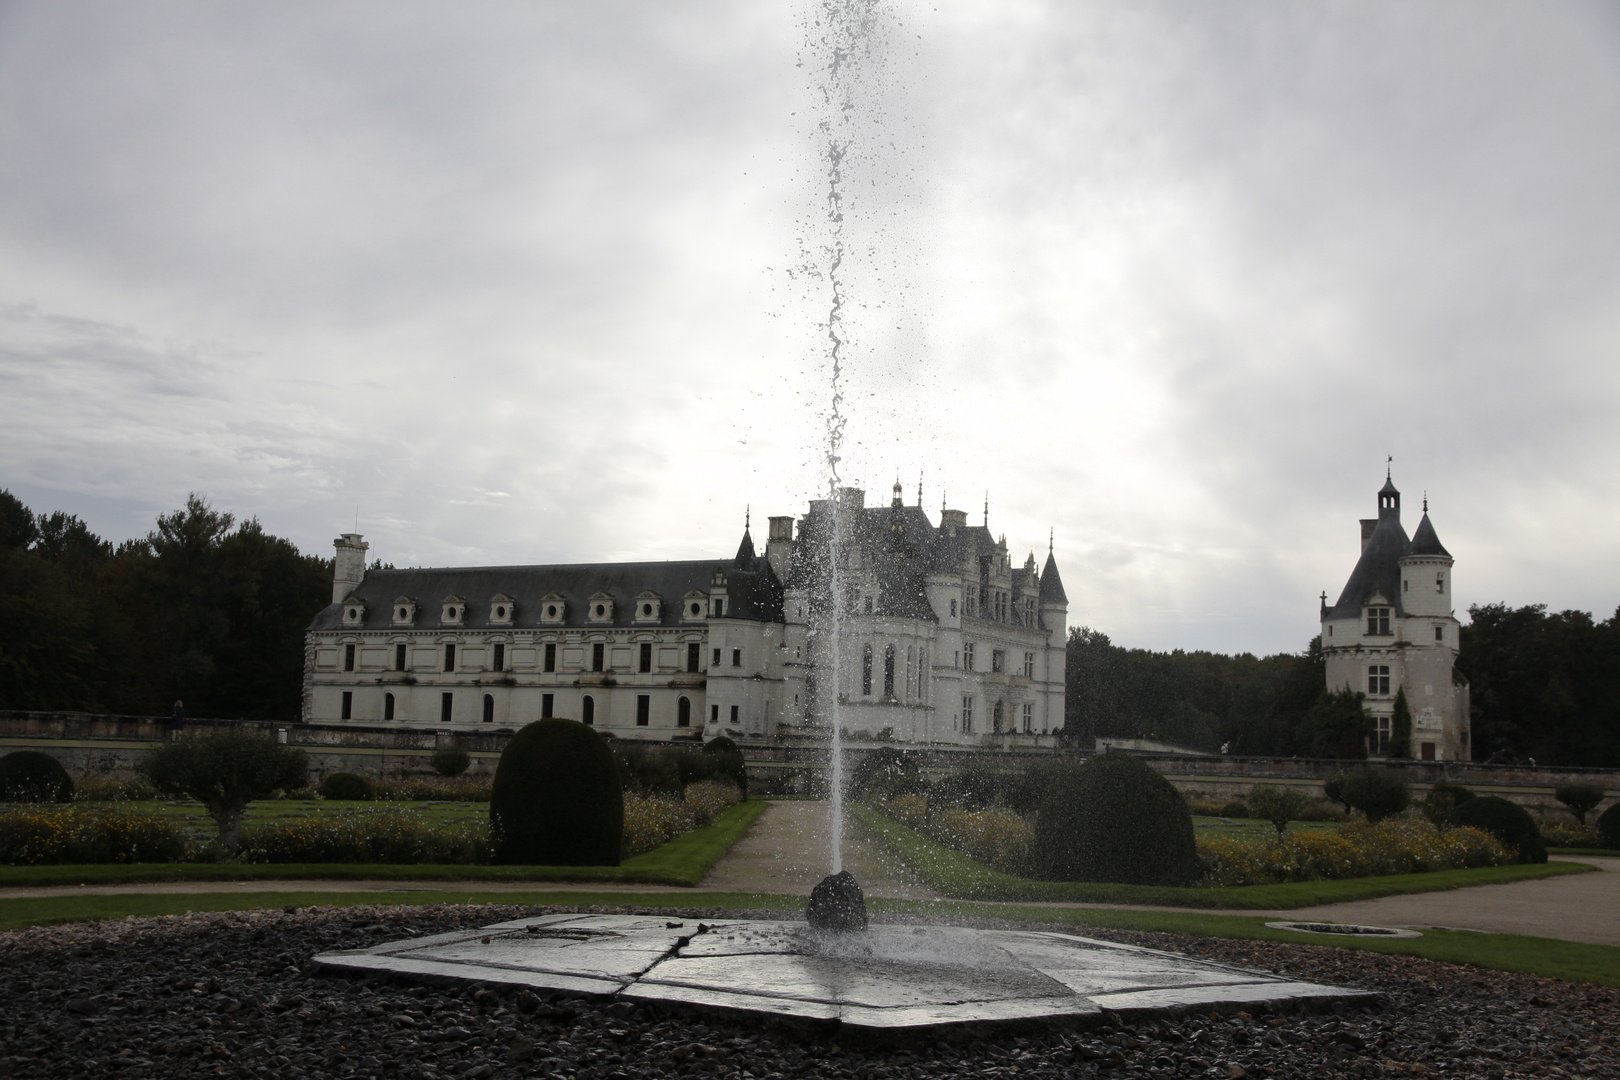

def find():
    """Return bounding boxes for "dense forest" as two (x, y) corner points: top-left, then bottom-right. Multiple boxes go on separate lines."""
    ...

(1065, 608), (1620, 767)
(0, 490), (330, 722)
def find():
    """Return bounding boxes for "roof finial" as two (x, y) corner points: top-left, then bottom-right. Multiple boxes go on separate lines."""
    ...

(1049, 528), (1054, 555)
(983, 491), (989, 527)
(745, 504), (750, 531)
(917, 470), (924, 507)
(941, 488), (947, 514)
(1423, 491), (1428, 513)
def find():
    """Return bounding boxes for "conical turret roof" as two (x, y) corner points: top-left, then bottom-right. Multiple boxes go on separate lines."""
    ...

(1408, 512), (1450, 557)
(1040, 550), (1068, 603)
(734, 529), (756, 566)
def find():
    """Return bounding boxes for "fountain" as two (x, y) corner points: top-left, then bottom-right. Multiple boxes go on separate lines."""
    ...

(313, 0), (1378, 1041)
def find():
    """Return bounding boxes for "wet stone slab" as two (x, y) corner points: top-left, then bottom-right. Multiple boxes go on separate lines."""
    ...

(314, 914), (1379, 1041)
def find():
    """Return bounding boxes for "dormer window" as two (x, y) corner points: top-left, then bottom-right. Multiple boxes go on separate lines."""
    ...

(441, 595), (466, 626)
(342, 597), (366, 626)
(489, 594), (515, 626)
(540, 592), (566, 624)
(391, 596), (416, 626)
(588, 592), (614, 623)
(1366, 607), (1391, 635)
(683, 591), (708, 622)
(634, 592), (662, 624)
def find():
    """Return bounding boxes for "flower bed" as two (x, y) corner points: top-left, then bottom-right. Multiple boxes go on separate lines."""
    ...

(622, 782), (743, 857)
(1197, 820), (1508, 886)
(0, 806), (187, 865)
(882, 795), (1034, 874)
(240, 808), (490, 864)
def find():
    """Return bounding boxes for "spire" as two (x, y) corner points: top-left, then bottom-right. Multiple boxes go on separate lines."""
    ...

(735, 508), (756, 566)
(1039, 547), (1067, 604)
(1409, 508), (1451, 557)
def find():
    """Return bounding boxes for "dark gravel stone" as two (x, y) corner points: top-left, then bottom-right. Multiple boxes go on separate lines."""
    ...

(0, 902), (1615, 1079)
(808, 870), (868, 931)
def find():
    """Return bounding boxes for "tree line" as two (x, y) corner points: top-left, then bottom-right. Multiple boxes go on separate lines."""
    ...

(0, 490), (331, 722)
(1064, 609), (1620, 767)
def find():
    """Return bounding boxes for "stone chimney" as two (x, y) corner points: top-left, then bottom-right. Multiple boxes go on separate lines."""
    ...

(333, 533), (369, 603)
(766, 516), (794, 581)
(940, 508), (968, 537)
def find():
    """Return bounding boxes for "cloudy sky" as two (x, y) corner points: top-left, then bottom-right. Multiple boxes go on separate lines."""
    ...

(2, 1), (1618, 655)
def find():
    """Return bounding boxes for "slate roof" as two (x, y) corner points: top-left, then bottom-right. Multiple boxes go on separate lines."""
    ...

(1040, 551), (1068, 603)
(308, 542), (784, 633)
(1324, 483), (1452, 620)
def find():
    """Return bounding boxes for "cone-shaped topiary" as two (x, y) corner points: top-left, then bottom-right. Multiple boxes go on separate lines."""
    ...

(1032, 750), (1200, 885)
(1593, 800), (1620, 851)
(702, 735), (747, 797)
(491, 719), (622, 865)
(1453, 795), (1547, 864)
(0, 751), (73, 803)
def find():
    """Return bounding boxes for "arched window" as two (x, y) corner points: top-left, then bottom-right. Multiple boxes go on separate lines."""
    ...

(677, 696), (691, 727)
(384, 692), (395, 721)
(883, 645), (896, 698)
(861, 644), (873, 696)
(583, 695), (595, 725)
(482, 694), (494, 724)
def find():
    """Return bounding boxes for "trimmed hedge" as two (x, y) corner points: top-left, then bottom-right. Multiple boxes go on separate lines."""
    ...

(1453, 795), (1547, 864)
(1595, 800), (1620, 851)
(491, 719), (622, 865)
(431, 747), (471, 779)
(1031, 751), (1200, 886)
(0, 751), (74, 804)
(318, 772), (375, 801)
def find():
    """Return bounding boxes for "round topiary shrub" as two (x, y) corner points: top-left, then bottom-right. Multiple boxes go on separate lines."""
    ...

(1218, 800), (1250, 819)
(0, 751), (74, 803)
(318, 772), (374, 801)
(1453, 795), (1547, 864)
(431, 746), (471, 778)
(1339, 765), (1410, 823)
(1421, 780), (1475, 828)
(701, 735), (747, 797)
(1594, 800), (1620, 852)
(1031, 751), (1200, 886)
(491, 719), (623, 865)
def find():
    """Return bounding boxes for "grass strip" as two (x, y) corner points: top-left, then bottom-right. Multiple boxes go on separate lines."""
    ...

(0, 799), (769, 889)
(1548, 847), (1620, 858)
(852, 803), (1593, 909)
(2, 885), (1616, 988)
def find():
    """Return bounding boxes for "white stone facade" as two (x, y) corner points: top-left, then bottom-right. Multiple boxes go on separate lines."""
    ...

(304, 490), (1069, 748)
(1320, 476), (1470, 761)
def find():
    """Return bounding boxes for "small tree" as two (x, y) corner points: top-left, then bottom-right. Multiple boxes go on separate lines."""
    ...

(431, 746), (471, 778)
(1388, 688), (1412, 759)
(1422, 780), (1475, 829)
(141, 728), (306, 849)
(1302, 689), (1372, 759)
(1338, 765), (1410, 823)
(1322, 775), (1352, 814)
(1554, 782), (1605, 826)
(1247, 784), (1311, 837)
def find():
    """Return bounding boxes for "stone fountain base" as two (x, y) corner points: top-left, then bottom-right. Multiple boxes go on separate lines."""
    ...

(314, 914), (1378, 1042)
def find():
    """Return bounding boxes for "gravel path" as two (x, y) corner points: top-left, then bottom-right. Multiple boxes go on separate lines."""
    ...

(699, 801), (937, 900)
(2, 903), (1614, 1079)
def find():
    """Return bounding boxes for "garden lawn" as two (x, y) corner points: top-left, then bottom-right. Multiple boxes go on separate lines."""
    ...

(0, 799), (768, 888)
(854, 803), (1592, 909)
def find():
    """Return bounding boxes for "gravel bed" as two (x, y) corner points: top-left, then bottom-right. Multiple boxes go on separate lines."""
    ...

(0, 903), (1615, 1079)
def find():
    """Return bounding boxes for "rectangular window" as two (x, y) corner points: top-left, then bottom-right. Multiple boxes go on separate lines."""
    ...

(963, 643), (975, 671)
(962, 696), (974, 733)
(639, 643), (653, 673)
(729, 704), (739, 725)
(731, 648), (741, 667)
(712, 647), (721, 667)
(341, 690), (352, 720)
(713, 598), (726, 618)
(1437, 573), (1445, 594)
(1375, 715), (1391, 755)
(1367, 665), (1390, 696)
(991, 649), (1005, 673)
(541, 692), (554, 719)
(1366, 607), (1391, 635)
(444, 643), (457, 672)
(440, 692), (453, 723)
(687, 642), (700, 672)
(949, 599), (957, 617)
(1023, 652), (1035, 678)
(1022, 702), (1033, 733)
(862, 645), (873, 695)
(636, 695), (650, 726)
(710, 704), (719, 724)
(394, 643), (407, 671)
(1434, 625), (1444, 641)
(544, 643), (556, 672)
(493, 643), (505, 672)
(344, 644), (355, 672)
(592, 642), (605, 672)
(383, 693), (395, 721)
